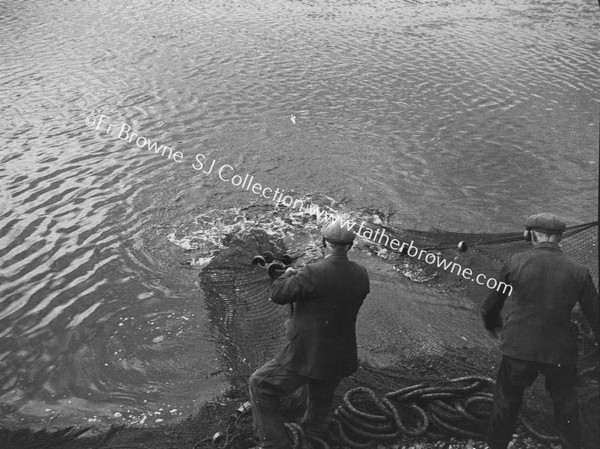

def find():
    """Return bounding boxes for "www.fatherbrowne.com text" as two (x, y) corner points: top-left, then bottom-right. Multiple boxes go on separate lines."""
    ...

(326, 216), (512, 296)
(194, 154), (512, 296)
(86, 113), (512, 296)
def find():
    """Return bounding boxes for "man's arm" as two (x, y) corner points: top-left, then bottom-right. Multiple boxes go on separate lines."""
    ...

(578, 271), (600, 346)
(270, 266), (315, 305)
(481, 261), (510, 332)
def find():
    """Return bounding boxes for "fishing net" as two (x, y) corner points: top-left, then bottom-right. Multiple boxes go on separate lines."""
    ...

(199, 220), (599, 448)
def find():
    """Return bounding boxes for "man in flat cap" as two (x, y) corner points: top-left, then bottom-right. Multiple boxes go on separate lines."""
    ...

(249, 218), (370, 449)
(481, 213), (599, 449)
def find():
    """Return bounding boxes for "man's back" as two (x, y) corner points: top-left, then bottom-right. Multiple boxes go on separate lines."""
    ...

(483, 242), (598, 365)
(250, 219), (369, 449)
(270, 254), (370, 379)
(481, 214), (599, 449)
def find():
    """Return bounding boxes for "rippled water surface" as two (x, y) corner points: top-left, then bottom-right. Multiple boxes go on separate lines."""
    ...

(0, 0), (598, 429)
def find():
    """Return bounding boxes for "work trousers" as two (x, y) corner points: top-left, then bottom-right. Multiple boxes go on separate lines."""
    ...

(249, 359), (341, 449)
(488, 355), (580, 449)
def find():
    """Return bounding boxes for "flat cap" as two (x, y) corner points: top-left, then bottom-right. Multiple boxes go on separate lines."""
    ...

(321, 218), (356, 244)
(525, 213), (566, 234)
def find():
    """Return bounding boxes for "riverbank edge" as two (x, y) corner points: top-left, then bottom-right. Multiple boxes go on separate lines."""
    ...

(0, 382), (553, 449)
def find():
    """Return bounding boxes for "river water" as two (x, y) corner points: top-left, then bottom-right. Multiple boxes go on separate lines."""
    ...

(0, 0), (598, 430)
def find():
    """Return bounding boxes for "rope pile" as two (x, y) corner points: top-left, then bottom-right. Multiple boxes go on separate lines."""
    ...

(216, 376), (567, 449)
(328, 376), (494, 448)
(281, 375), (563, 449)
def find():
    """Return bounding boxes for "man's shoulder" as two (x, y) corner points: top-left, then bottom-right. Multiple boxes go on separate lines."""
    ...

(344, 260), (370, 282)
(512, 244), (564, 261)
(509, 248), (537, 263)
(513, 245), (589, 274)
(563, 258), (593, 279)
(349, 260), (369, 274)
(308, 257), (368, 275)
(299, 259), (328, 276)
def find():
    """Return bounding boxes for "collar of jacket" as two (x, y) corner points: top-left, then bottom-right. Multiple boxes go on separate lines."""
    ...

(324, 253), (350, 261)
(533, 241), (563, 252)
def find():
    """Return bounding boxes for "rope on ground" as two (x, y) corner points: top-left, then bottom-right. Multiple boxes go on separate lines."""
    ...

(327, 376), (561, 447)
(217, 375), (574, 449)
(330, 376), (490, 446)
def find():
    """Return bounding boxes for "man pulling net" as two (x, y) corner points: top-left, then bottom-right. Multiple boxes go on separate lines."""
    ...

(248, 218), (370, 449)
(482, 213), (600, 449)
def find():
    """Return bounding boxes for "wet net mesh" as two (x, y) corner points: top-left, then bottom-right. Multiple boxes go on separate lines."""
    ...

(199, 221), (598, 446)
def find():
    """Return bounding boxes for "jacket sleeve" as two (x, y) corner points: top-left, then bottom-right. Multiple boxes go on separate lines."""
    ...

(578, 270), (600, 346)
(481, 260), (510, 331)
(270, 266), (316, 305)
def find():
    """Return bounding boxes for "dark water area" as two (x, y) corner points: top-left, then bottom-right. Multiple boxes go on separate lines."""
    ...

(0, 0), (598, 430)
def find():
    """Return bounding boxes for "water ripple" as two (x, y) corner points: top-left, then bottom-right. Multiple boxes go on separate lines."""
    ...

(0, 0), (597, 429)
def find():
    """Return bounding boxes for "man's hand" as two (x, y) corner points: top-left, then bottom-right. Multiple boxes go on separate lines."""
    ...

(285, 267), (298, 275)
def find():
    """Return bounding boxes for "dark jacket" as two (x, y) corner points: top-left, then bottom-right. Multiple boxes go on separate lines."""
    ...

(481, 242), (599, 365)
(270, 253), (370, 379)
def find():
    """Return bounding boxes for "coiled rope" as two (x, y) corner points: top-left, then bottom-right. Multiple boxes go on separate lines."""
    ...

(283, 376), (562, 449)
(327, 376), (494, 448)
(221, 374), (590, 449)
